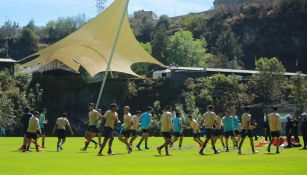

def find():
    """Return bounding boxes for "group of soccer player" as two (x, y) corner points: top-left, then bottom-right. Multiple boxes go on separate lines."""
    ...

(19, 102), (284, 156)
(19, 107), (73, 152)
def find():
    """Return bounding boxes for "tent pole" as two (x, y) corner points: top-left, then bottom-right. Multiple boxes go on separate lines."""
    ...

(95, 0), (129, 109)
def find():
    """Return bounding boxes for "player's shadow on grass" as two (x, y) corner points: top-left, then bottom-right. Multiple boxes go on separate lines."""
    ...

(264, 153), (277, 155)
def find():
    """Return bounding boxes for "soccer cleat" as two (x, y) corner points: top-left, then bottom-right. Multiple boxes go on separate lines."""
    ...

(80, 148), (87, 151)
(214, 150), (219, 154)
(267, 147), (271, 153)
(107, 149), (114, 155)
(157, 147), (162, 155)
(42, 145), (47, 148)
(136, 145), (141, 151)
(145, 147), (150, 150)
(276, 150), (280, 154)
(59, 145), (63, 150)
(57, 148), (61, 152)
(98, 153), (103, 156)
(179, 147), (183, 150)
(166, 153), (172, 156)
(36, 149), (42, 152)
(128, 148), (133, 154)
(238, 150), (242, 155)
(252, 150), (258, 154)
(199, 150), (204, 155)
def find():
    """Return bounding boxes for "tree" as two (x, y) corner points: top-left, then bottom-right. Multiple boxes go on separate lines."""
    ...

(11, 21), (39, 60)
(254, 57), (286, 104)
(0, 69), (32, 134)
(288, 72), (307, 116)
(151, 15), (170, 64)
(167, 30), (211, 67)
(214, 28), (243, 68)
(131, 42), (152, 76)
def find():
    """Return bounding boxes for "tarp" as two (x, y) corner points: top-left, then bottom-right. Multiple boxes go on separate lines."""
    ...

(21, 0), (163, 77)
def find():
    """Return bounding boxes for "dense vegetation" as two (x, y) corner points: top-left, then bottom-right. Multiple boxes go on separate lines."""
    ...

(0, 0), (306, 73)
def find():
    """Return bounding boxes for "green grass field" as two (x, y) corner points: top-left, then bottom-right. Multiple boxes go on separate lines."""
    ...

(0, 137), (306, 175)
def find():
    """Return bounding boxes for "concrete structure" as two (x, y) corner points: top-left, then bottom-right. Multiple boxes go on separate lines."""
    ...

(134, 10), (158, 20)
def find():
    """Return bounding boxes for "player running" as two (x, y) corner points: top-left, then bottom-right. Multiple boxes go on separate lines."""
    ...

(157, 105), (173, 156)
(118, 106), (133, 153)
(81, 103), (102, 151)
(214, 112), (225, 148)
(267, 107), (282, 154)
(170, 111), (184, 150)
(238, 107), (257, 154)
(188, 115), (204, 147)
(52, 113), (74, 152)
(23, 111), (42, 152)
(199, 105), (219, 155)
(129, 110), (142, 147)
(222, 111), (236, 152)
(136, 107), (153, 150)
(98, 103), (119, 156)
(19, 107), (32, 151)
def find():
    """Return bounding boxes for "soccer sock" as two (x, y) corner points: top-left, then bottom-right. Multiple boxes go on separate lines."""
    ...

(179, 144), (182, 148)
(84, 142), (89, 149)
(159, 144), (164, 149)
(165, 146), (169, 154)
(42, 141), (45, 146)
(145, 141), (148, 148)
(91, 139), (97, 144)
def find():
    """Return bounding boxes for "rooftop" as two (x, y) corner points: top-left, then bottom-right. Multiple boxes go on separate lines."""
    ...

(0, 58), (17, 63)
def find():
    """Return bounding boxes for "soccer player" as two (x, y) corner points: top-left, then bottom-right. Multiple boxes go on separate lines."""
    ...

(188, 115), (204, 147)
(129, 110), (142, 146)
(19, 107), (32, 151)
(81, 103), (102, 151)
(301, 116), (307, 149)
(98, 103), (119, 156)
(38, 108), (48, 148)
(170, 111), (184, 150)
(199, 105), (218, 155)
(222, 111), (236, 152)
(52, 113), (74, 152)
(118, 106), (133, 153)
(23, 111), (41, 152)
(232, 111), (240, 148)
(264, 116), (271, 142)
(214, 112), (225, 148)
(238, 107), (257, 154)
(136, 107), (153, 150)
(267, 107), (282, 154)
(157, 105), (173, 156)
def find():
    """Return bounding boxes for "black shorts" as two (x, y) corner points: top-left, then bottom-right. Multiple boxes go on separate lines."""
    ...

(87, 125), (99, 133)
(241, 129), (253, 138)
(205, 129), (214, 139)
(142, 129), (149, 134)
(121, 130), (131, 138)
(57, 129), (66, 139)
(26, 132), (38, 140)
(173, 132), (182, 137)
(193, 133), (201, 138)
(130, 130), (137, 137)
(214, 129), (222, 136)
(161, 132), (172, 138)
(234, 130), (240, 136)
(271, 131), (280, 137)
(104, 127), (114, 138)
(224, 131), (234, 138)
